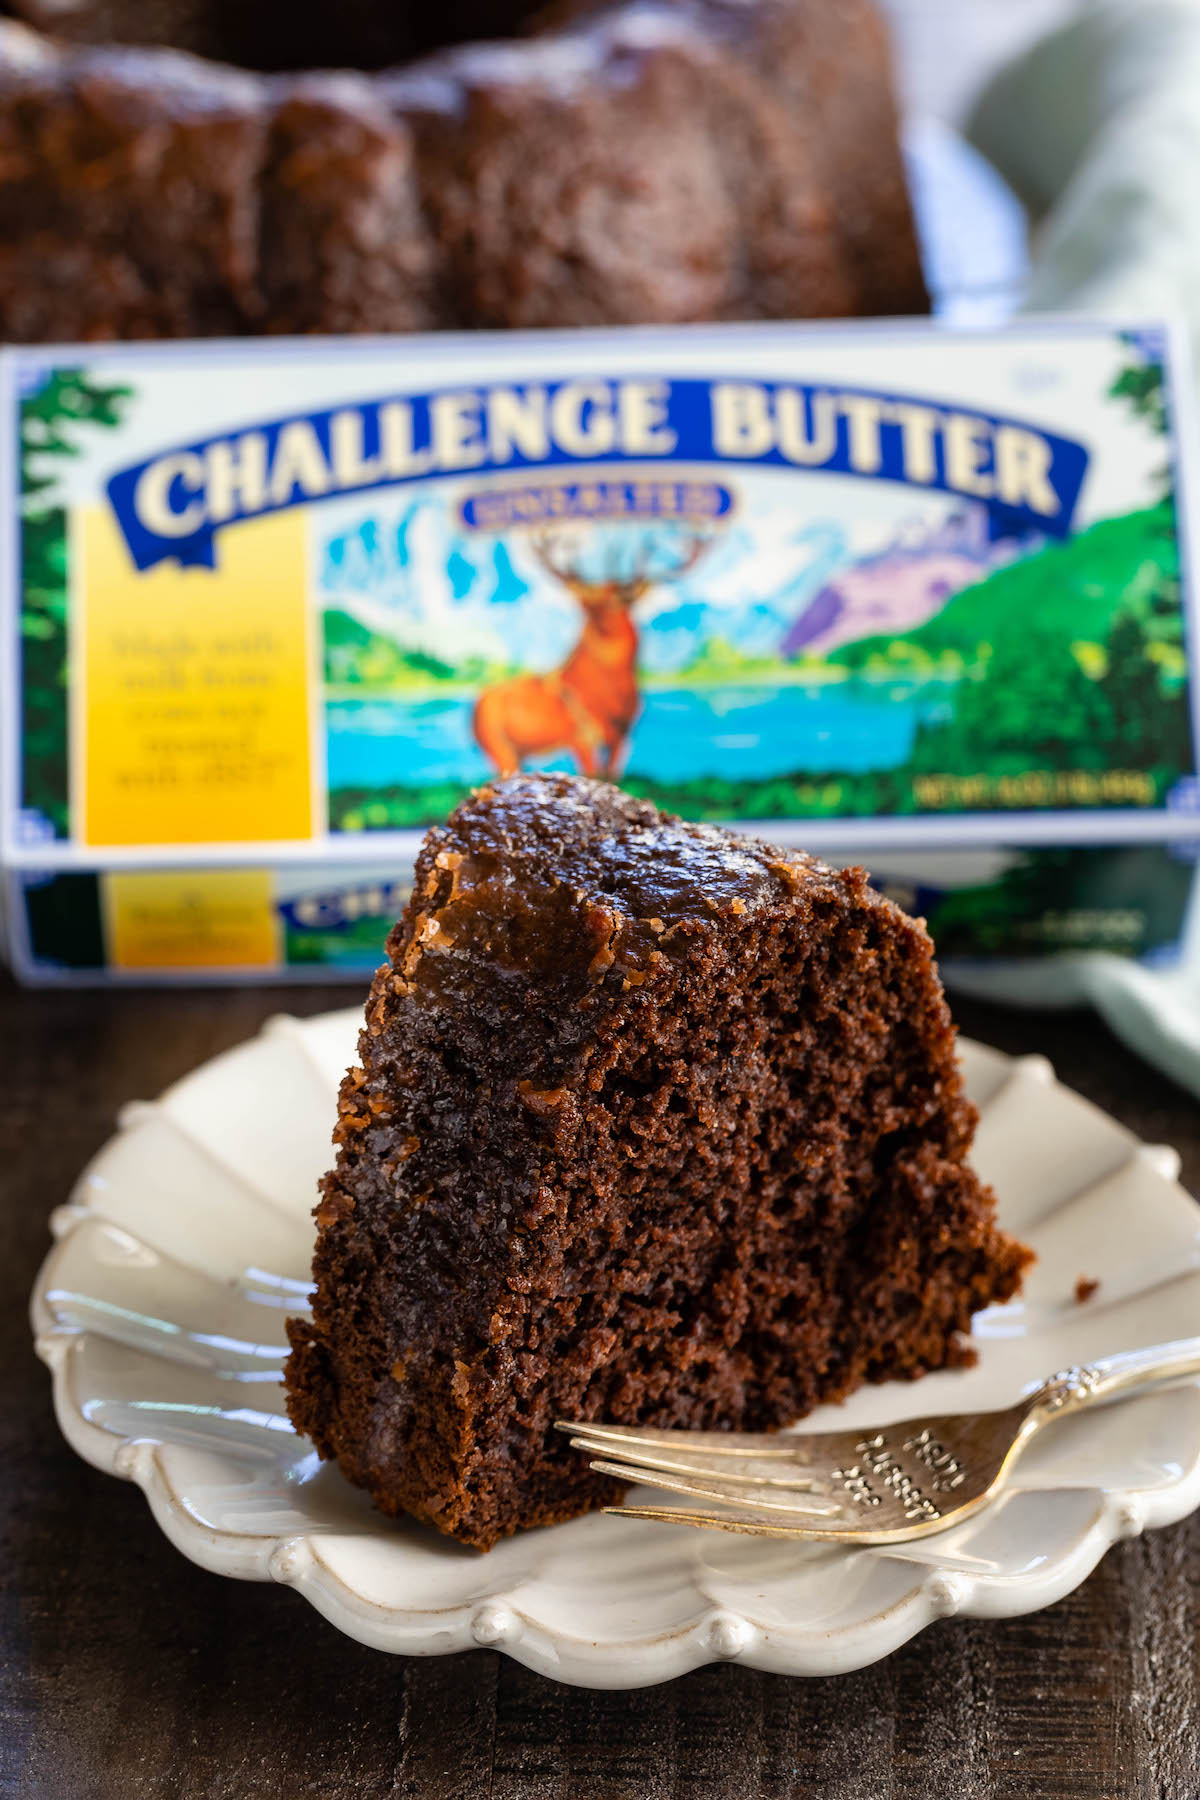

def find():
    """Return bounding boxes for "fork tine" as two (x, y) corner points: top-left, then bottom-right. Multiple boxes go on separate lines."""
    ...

(554, 1419), (810, 1459)
(567, 1436), (820, 1490)
(586, 1457), (842, 1517)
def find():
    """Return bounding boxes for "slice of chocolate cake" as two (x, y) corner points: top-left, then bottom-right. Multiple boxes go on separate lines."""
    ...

(286, 776), (1030, 1550)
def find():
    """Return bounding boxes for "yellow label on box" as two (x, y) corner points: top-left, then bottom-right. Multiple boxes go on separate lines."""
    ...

(77, 506), (315, 847)
(102, 868), (279, 969)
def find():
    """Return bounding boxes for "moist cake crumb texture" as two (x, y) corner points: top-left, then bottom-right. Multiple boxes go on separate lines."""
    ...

(286, 774), (1031, 1550)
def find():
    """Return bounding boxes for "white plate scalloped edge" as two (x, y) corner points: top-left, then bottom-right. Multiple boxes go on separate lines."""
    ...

(30, 1009), (1200, 1688)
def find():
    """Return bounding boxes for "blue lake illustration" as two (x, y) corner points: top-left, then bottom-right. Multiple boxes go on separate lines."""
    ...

(325, 684), (954, 792)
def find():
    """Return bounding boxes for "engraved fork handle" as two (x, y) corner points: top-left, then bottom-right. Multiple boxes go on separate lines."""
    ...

(1026, 1337), (1200, 1422)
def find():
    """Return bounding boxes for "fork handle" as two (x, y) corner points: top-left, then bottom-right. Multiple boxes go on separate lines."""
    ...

(1026, 1337), (1200, 1422)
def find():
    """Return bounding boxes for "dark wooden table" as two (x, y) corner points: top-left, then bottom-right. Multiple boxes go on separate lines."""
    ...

(2, 975), (1198, 1800)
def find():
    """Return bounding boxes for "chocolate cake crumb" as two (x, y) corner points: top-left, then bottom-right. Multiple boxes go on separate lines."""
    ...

(1075, 1276), (1100, 1304)
(286, 775), (1031, 1550)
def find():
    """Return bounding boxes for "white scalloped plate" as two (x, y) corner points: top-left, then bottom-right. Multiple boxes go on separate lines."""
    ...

(31, 1010), (1200, 1688)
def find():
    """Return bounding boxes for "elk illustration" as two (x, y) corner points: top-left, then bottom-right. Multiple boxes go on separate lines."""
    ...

(473, 530), (713, 778)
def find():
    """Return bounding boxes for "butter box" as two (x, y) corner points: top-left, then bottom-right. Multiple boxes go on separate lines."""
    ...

(2, 318), (1197, 983)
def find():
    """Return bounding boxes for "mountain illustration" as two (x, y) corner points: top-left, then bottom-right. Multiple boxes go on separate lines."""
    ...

(782, 508), (1009, 659)
(321, 498), (572, 673)
(322, 499), (867, 680)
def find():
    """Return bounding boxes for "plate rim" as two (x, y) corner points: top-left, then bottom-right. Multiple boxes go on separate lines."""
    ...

(30, 1011), (1200, 1689)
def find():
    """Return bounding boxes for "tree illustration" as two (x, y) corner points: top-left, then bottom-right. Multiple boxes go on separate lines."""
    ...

(1103, 346), (1191, 781)
(1109, 360), (1167, 438)
(20, 369), (131, 838)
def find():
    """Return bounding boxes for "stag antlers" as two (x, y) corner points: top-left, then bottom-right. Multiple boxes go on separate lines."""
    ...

(667, 530), (714, 579)
(529, 527), (714, 601)
(529, 532), (585, 589)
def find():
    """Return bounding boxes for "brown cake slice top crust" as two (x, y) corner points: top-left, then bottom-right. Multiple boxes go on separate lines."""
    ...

(402, 774), (842, 990)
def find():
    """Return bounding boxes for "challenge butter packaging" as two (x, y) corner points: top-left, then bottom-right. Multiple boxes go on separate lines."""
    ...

(2, 319), (1197, 983)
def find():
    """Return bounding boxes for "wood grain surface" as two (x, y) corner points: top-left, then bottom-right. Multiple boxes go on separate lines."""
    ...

(2, 975), (1197, 1800)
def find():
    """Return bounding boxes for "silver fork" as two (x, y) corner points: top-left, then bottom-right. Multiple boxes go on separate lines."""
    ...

(556, 1338), (1200, 1543)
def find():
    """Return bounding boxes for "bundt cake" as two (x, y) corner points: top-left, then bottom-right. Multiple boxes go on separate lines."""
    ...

(0, 0), (929, 342)
(285, 775), (1030, 1550)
